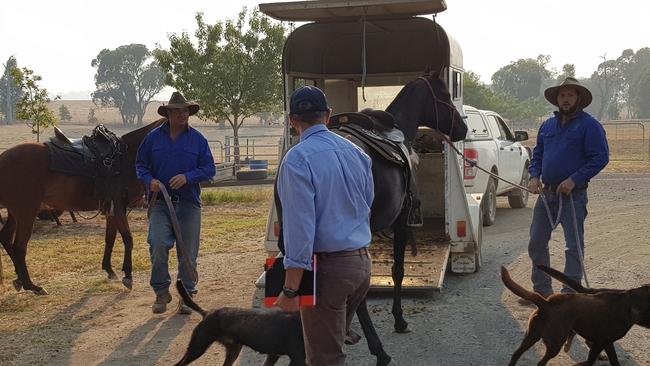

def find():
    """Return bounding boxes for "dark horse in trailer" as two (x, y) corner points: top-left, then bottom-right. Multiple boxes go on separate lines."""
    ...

(275, 71), (467, 364)
(0, 119), (165, 294)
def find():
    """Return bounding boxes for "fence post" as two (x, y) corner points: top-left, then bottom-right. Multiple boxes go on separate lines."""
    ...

(225, 136), (231, 163)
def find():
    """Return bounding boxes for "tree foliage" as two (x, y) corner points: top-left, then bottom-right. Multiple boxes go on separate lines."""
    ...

(58, 104), (72, 122)
(10, 67), (58, 142)
(492, 55), (553, 102)
(0, 56), (23, 124)
(155, 8), (286, 162)
(91, 44), (165, 126)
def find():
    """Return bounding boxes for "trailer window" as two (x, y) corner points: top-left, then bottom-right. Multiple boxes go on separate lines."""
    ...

(357, 85), (403, 111)
(465, 112), (489, 139)
(452, 70), (462, 100)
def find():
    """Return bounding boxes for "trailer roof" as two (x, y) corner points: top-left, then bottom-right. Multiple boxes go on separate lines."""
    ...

(259, 0), (447, 22)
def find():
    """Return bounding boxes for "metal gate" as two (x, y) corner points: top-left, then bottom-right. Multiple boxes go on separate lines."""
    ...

(603, 121), (650, 161)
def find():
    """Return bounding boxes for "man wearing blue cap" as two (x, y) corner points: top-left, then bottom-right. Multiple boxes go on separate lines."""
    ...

(274, 86), (374, 366)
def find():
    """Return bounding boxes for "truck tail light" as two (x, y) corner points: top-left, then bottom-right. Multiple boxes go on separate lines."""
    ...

(273, 221), (280, 238)
(464, 148), (478, 179)
(457, 220), (467, 238)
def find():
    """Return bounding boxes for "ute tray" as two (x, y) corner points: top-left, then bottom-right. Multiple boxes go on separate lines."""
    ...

(369, 218), (450, 292)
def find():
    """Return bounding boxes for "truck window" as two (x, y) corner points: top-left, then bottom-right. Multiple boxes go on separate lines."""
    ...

(465, 112), (489, 139)
(486, 115), (505, 140)
(495, 116), (515, 141)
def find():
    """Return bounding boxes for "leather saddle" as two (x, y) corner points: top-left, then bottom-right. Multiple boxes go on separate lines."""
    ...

(329, 112), (408, 167)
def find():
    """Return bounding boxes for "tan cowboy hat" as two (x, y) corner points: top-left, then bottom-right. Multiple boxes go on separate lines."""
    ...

(544, 77), (592, 109)
(157, 91), (200, 117)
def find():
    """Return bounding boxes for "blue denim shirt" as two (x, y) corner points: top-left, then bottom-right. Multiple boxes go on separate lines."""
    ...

(278, 124), (374, 270)
(136, 122), (216, 205)
(529, 110), (609, 188)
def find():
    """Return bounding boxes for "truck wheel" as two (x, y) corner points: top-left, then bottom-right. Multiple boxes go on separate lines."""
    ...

(508, 166), (530, 208)
(482, 178), (497, 226)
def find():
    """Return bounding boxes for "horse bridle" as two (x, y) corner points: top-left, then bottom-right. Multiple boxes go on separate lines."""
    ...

(417, 75), (460, 140)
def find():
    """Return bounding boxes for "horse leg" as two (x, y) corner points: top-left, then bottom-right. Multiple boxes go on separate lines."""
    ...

(391, 212), (410, 333)
(102, 215), (119, 281)
(356, 299), (393, 366)
(12, 210), (47, 295)
(114, 212), (134, 289)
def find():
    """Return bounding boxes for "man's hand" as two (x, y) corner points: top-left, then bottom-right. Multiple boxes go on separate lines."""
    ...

(528, 177), (542, 194)
(169, 174), (188, 190)
(556, 177), (575, 195)
(274, 293), (300, 313)
(150, 179), (162, 192)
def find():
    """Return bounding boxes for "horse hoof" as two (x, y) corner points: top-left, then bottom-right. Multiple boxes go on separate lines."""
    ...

(378, 358), (396, 366)
(106, 271), (119, 281)
(344, 329), (362, 345)
(122, 277), (133, 290)
(394, 324), (411, 334)
(12, 279), (23, 291)
(33, 287), (49, 296)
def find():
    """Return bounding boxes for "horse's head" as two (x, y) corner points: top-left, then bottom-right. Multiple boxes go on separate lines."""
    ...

(387, 70), (468, 143)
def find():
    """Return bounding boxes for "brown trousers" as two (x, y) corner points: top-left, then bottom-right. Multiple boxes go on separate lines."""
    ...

(300, 249), (371, 366)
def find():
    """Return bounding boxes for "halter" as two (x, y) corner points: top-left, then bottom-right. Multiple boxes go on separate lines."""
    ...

(417, 75), (460, 139)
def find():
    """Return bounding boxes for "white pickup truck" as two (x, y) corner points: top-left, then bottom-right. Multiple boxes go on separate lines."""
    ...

(462, 105), (531, 226)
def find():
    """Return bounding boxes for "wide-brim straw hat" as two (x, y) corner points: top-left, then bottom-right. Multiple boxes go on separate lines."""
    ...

(544, 77), (592, 109)
(157, 91), (200, 117)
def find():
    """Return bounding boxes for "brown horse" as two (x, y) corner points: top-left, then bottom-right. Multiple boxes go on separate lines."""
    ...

(0, 118), (165, 295)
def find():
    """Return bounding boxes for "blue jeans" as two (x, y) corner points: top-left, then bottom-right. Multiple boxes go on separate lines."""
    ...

(528, 189), (588, 295)
(148, 200), (201, 295)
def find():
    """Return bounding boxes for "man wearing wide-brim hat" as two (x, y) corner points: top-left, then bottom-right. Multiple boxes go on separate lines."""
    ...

(523, 77), (609, 302)
(136, 91), (216, 314)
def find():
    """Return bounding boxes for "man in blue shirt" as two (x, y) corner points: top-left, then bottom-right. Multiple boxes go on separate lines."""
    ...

(525, 78), (609, 299)
(274, 86), (374, 366)
(136, 92), (215, 314)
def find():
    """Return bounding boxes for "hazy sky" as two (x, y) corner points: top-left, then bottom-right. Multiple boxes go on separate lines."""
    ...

(2, 0), (649, 99)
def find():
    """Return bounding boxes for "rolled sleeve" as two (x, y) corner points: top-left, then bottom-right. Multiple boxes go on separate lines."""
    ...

(278, 158), (316, 270)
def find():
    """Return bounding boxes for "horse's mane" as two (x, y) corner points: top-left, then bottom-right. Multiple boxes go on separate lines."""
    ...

(121, 118), (166, 152)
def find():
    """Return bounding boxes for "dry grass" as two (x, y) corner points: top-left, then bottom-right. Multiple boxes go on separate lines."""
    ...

(0, 196), (271, 326)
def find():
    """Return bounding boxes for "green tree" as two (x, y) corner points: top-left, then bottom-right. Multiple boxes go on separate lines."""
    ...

(58, 104), (72, 122)
(10, 67), (58, 142)
(155, 8), (286, 163)
(557, 63), (576, 81)
(91, 44), (165, 126)
(588, 55), (624, 120)
(632, 65), (650, 117)
(88, 107), (98, 124)
(492, 55), (554, 102)
(0, 56), (23, 124)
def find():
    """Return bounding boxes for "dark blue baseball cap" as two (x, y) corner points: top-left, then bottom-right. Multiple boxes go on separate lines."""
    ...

(289, 86), (330, 115)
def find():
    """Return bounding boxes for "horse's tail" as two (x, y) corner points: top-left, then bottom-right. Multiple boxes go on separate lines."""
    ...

(0, 212), (16, 249)
(501, 266), (548, 311)
(175, 279), (207, 318)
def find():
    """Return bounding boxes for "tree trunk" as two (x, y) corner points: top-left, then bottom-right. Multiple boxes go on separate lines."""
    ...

(232, 115), (241, 165)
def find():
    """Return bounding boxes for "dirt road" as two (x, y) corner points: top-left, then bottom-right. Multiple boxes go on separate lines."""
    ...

(1, 172), (649, 365)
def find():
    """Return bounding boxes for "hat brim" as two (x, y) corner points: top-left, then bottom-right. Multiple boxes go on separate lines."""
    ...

(544, 85), (592, 109)
(157, 103), (200, 117)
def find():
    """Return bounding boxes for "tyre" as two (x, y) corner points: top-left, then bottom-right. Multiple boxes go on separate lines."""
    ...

(482, 178), (497, 226)
(236, 169), (269, 180)
(508, 165), (530, 208)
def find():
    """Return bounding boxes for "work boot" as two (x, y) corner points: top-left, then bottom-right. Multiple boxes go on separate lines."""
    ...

(152, 291), (172, 314)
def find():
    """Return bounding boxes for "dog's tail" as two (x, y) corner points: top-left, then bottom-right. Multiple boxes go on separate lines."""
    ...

(176, 279), (207, 318)
(501, 266), (548, 311)
(536, 264), (595, 294)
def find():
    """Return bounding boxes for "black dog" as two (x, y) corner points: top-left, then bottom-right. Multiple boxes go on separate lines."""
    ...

(173, 279), (305, 366)
(501, 266), (650, 366)
(537, 264), (650, 358)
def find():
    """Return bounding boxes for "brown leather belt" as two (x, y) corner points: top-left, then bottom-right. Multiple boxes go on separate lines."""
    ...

(316, 247), (369, 259)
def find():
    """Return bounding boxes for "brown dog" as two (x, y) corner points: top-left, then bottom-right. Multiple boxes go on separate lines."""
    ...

(501, 266), (650, 366)
(537, 264), (650, 356)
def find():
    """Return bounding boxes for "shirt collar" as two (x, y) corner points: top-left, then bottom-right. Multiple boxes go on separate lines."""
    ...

(553, 109), (585, 124)
(161, 121), (191, 134)
(300, 124), (328, 142)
